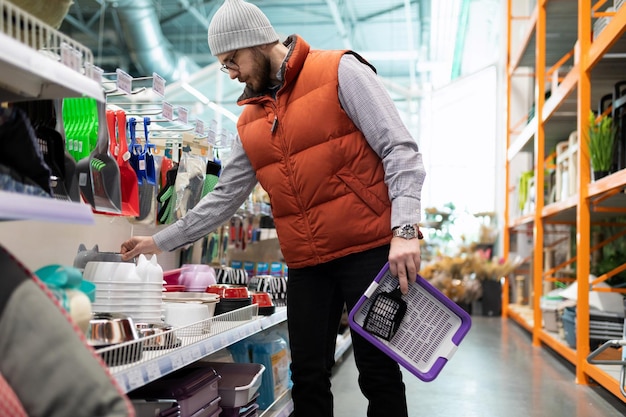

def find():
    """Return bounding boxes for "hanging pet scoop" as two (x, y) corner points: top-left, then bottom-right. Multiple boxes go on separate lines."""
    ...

(363, 285), (407, 341)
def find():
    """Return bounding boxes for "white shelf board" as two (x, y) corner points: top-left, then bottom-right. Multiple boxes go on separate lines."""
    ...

(0, 32), (104, 102)
(110, 307), (288, 393)
(0, 191), (94, 224)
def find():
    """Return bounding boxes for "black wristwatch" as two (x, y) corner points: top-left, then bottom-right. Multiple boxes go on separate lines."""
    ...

(392, 224), (423, 240)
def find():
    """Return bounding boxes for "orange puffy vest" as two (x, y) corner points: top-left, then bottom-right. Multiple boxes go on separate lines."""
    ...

(237, 36), (391, 268)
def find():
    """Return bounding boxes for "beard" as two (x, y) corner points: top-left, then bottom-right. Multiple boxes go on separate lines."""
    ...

(246, 48), (273, 94)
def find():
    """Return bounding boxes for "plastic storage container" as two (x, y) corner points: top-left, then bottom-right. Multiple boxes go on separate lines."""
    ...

(128, 366), (221, 417)
(540, 295), (564, 332)
(220, 394), (260, 417)
(249, 332), (291, 410)
(561, 306), (625, 349)
(201, 362), (265, 408)
(227, 332), (291, 410)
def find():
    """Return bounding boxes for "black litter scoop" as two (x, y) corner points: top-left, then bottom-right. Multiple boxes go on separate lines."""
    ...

(363, 286), (407, 341)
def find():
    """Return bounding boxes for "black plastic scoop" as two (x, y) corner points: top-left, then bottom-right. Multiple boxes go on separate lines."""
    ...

(363, 286), (407, 341)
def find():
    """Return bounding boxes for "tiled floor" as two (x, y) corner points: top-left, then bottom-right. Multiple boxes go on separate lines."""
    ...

(331, 316), (626, 417)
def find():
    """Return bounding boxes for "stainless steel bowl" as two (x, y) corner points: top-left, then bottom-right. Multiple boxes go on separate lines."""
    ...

(135, 322), (180, 350)
(88, 312), (140, 347)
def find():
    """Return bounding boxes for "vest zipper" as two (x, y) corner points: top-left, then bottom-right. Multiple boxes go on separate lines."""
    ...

(271, 115), (278, 134)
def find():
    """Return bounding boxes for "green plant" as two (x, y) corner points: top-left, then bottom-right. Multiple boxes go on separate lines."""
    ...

(586, 111), (616, 172)
(517, 170), (533, 212)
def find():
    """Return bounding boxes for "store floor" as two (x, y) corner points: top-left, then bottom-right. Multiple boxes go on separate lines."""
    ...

(330, 316), (626, 417)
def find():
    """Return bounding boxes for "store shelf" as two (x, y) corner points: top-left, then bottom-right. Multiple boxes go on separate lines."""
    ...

(0, 0), (104, 103)
(0, 191), (94, 224)
(508, 304), (578, 366)
(537, 329), (577, 365)
(102, 306), (287, 393)
(511, 0), (578, 70)
(507, 304), (534, 332)
(0, 32), (104, 102)
(505, 0), (626, 403)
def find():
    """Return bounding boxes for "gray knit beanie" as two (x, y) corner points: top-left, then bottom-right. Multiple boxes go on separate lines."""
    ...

(208, 0), (280, 56)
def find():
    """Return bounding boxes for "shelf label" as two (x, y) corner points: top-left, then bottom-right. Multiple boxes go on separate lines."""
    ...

(182, 349), (193, 363)
(145, 362), (162, 381)
(152, 72), (166, 97)
(170, 352), (183, 369)
(60, 43), (73, 69)
(85, 63), (104, 85)
(195, 119), (205, 136)
(72, 49), (82, 72)
(126, 369), (144, 391)
(116, 68), (133, 95)
(190, 345), (202, 360)
(178, 106), (189, 124)
(162, 101), (174, 121)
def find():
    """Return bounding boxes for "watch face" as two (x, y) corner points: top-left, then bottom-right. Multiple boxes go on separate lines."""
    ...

(401, 225), (416, 238)
(394, 224), (417, 239)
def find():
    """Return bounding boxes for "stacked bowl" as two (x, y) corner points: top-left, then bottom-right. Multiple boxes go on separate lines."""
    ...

(83, 254), (164, 323)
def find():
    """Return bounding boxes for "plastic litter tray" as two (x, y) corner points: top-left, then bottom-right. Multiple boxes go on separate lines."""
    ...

(202, 362), (265, 408)
(349, 263), (472, 382)
(128, 366), (220, 417)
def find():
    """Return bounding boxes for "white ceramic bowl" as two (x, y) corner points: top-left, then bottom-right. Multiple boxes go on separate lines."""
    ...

(92, 282), (163, 291)
(95, 289), (164, 298)
(84, 261), (141, 283)
(164, 302), (211, 336)
(94, 296), (163, 306)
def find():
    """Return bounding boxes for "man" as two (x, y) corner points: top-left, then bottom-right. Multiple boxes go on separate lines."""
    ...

(120, 1), (426, 416)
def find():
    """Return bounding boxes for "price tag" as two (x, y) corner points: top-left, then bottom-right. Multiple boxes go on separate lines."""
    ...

(146, 362), (162, 381)
(72, 49), (82, 72)
(126, 369), (144, 391)
(116, 376), (128, 392)
(162, 101), (174, 121)
(190, 346), (202, 360)
(60, 43), (72, 68)
(116, 68), (133, 95)
(178, 106), (189, 124)
(152, 72), (166, 97)
(209, 340), (220, 352)
(195, 119), (205, 136)
(170, 353), (183, 369)
(182, 349), (193, 363)
(85, 63), (104, 85)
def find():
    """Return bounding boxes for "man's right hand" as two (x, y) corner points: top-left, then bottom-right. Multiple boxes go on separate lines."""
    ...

(120, 236), (161, 261)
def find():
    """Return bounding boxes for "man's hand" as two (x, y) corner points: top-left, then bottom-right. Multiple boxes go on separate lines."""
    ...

(388, 237), (421, 295)
(120, 236), (161, 261)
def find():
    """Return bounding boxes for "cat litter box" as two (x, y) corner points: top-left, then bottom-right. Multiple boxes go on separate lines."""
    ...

(349, 263), (472, 382)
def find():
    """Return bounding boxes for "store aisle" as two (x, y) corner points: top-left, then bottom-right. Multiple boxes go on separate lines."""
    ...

(331, 316), (626, 417)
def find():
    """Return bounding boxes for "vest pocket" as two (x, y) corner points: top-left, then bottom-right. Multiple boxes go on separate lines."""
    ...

(336, 171), (389, 216)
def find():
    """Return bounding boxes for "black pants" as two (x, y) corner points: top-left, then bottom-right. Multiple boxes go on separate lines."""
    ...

(287, 245), (408, 417)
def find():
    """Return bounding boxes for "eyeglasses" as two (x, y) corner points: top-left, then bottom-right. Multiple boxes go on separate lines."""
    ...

(220, 50), (240, 73)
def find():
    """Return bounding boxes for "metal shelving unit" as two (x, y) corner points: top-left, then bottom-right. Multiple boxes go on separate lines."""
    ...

(99, 304), (350, 415)
(0, 0), (102, 224)
(504, 0), (626, 402)
(100, 306), (287, 393)
(0, 0), (104, 103)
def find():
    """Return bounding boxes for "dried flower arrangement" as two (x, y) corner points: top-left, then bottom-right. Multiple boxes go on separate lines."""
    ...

(420, 246), (523, 305)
